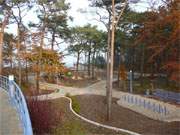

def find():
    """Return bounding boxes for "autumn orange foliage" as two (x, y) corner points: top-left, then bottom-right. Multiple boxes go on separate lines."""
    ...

(119, 64), (127, 80)
(138, 0), (180, 81)
(24, 46), (65, 74)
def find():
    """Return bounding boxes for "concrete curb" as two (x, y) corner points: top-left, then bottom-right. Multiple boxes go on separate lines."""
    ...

(35, 95), (141, 135)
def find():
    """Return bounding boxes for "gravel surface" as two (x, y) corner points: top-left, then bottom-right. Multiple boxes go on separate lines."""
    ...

(74, 94), (180, 135)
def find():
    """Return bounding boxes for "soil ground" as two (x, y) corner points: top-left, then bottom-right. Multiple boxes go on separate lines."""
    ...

(50, 98), (129, 135)
(59, 78), (99, 88)
(74, 94), (180, 135)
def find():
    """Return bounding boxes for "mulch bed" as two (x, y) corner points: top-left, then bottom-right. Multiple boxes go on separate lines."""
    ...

(24, 89), (55, 96)
(40, 89), (55, 95)
(59, 78), (99, 88)
(51, 98), (128, 135)
(74, 94), (180, 135)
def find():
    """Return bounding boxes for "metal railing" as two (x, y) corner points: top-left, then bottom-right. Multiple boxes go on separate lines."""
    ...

(0, 75), (9, 91)
(0, 75), (33, 135)
(153, 89), (180, 103)
(119, 94), (169, 115)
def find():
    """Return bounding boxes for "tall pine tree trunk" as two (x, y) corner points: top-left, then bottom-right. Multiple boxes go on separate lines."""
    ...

(117, 54), (120, 87)
(51, 30), (55, 50)
(84, 52), (87, 71)
(91, 48), (96, 79)
(140, 44), (145, 86)
(25, 59), (28, 83)
(106, 28), (111, 121)
(17, 27), (22, 87)
(0, 16), (8, 75)
(36, 61), (40, 93)
(36, 27), (45, 93)
(88, 50), (91, 77)
(75, 52), (80, 80)
(10, 54), (13, 72)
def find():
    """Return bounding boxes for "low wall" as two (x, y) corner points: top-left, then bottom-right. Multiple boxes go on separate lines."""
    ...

(117, 93), (180, 122)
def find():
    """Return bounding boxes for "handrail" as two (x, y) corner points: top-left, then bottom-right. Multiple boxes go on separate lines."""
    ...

(0, 75), (9, 91)
(0, 75), (33, 135)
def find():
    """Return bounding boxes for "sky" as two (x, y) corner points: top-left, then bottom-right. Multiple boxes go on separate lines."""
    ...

(66, 0), (152, 30)
(4, 0), (157, 67)
(61, 0), (153, 67)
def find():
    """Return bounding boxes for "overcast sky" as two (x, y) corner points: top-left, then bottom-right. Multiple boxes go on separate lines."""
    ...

(62, 0), (153, 67)
(5, 0), (157, 67)
(66, 0), (152, 30)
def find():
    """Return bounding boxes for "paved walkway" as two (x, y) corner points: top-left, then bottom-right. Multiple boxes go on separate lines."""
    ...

(39, 80), (180, 122)
(40, 81), (105, 98)
(0, 89), (23, 135)
(39, 80), (177, 100)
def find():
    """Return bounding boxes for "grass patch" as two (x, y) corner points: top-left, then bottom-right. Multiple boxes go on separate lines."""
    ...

(66, 93), (80, 113)
(54, 120), (86, 135)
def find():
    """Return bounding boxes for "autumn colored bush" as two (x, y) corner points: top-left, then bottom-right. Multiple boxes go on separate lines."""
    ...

(27, 98), (63, 134)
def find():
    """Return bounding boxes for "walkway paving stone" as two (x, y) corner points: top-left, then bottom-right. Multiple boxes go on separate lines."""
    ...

(0, 89), (23, 135)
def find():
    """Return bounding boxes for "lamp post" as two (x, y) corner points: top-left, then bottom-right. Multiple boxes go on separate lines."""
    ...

(130, 70), (133, 93)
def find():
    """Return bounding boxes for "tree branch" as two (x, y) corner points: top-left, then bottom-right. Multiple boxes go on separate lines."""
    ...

(114, 0), (128, 28)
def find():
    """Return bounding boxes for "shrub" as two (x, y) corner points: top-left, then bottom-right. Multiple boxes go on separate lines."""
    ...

(65, 71), (73, 78)
(65, 92), (71, 97)
(27, 98), (63, 134)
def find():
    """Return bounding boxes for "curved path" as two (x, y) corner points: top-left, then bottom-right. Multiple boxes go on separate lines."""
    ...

(39, 81), (180, 122)
(60, 96), (140, 135)
(40, 80), (147, 98)
(0, 89), (23, 135)
(38, 81), (142, 135)
(37, 81), (180, 134)
(35, 95), (140, 135)
(40, 80), (111, 98)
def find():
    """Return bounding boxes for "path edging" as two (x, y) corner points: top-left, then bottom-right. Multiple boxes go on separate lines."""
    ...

(64, 96), (141, 135)
(36, 95), (141, 135)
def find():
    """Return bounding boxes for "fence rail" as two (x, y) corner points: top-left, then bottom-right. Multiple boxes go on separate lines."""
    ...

(153, 89), (180, 103)
(0, 75), (33, 135)
(0, 75), (9, 91)
(120, 94), (170, 115)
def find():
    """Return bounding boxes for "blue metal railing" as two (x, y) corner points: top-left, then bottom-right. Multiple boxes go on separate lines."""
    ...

(153, 89), (180, 103)
(0, 75), (9, 91)
(120, 94), (169, 115)
(0, 75), (33, 135)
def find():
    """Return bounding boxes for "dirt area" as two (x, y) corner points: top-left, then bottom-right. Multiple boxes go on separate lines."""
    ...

(23, 87), (55, 96)
(50, 98), (128, 135)
(59, 78), (99, 88)
(74, 94), (180, 135)
(39, 89), (55, 95)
